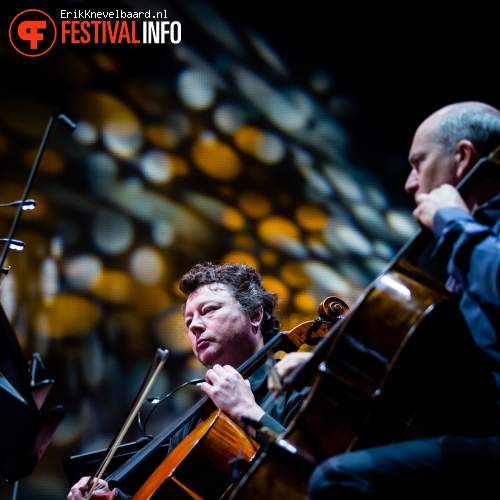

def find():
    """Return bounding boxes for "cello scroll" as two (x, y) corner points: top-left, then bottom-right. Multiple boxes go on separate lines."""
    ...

(318, 296), (349, 322)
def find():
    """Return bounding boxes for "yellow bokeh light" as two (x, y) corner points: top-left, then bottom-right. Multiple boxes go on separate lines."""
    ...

(258, 216), (300, 244)
(102, 119), (143, 158)
(222, 251), (258, 269)
(171, 278), (185, 300)
(155, 309), (192, 355)
(92, 51), (121, 73)
(261, 274), (289, 306)
(232, 233), (256, 250)
(237, 191), (272, 218)
(170, 155), (190, 176)
(23, 148), (65, 175)
(260, 249), (278, 267)
(223, 207), (245, 231)
(280, 261), (313, 288)
(191, 137), (242, 180)
(131, 283), (171, 316)
(145, 123), (182, 149)
(295, 204), (328, 231)
(71, 90), (139, 131)
(233, 125), (261, 155)
(33, 294), (101, 337)
(91, 269), (135, 304)
(293, 291), (318, 313)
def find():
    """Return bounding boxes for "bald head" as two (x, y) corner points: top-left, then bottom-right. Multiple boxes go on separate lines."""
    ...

(433, 101), (499, 117)
(406, 101), (500, 198)
(418, 101), (500, 158)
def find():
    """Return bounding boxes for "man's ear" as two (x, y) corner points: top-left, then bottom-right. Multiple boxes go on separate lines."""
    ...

(250, 306), (264, 329)
(455, 139), (478, 180)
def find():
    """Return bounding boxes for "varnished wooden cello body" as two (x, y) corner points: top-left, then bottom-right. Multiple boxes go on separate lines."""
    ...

(228, 149), (500, 500)
(87, 296), (349, 499)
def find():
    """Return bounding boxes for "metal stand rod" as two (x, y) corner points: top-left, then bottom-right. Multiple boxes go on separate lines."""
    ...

(0, 108), (76, 270)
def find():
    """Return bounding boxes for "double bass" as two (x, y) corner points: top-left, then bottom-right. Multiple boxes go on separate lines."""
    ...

(228, 148), (500, 500)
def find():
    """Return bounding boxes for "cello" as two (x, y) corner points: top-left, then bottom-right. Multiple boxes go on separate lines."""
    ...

(77, 296), (349, 499)
(228, 148), (500, 500)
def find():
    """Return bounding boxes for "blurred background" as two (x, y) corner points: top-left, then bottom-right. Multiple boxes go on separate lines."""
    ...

(0, 0), (498, 498)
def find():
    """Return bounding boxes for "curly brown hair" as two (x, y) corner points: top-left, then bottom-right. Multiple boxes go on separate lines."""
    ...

(179, 262), (280, 344)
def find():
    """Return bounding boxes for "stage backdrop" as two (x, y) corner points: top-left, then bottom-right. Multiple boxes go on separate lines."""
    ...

(0, 0), (416, 498)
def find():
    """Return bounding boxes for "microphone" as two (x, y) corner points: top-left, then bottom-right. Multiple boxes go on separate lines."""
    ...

(0, 238), (26, 251)
(51, 107), (77, 132)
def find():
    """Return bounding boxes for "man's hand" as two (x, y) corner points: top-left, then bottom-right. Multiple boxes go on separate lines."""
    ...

(202, 364), (265, 428)
(67, 476), (117, 499)
(268, 352), (312, 392)
(413, 184), (469, 230)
